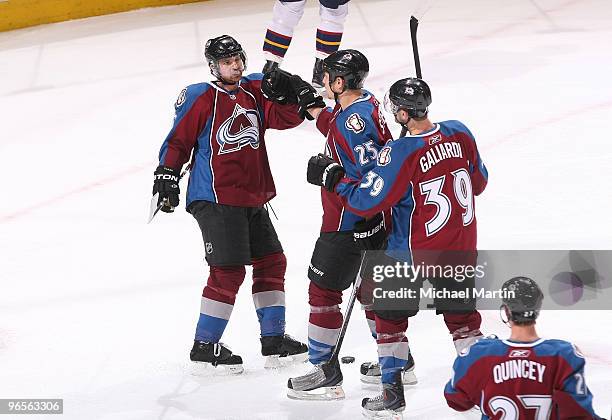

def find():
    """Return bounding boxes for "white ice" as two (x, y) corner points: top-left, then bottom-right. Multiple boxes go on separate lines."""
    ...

(1, 0), (611, 419)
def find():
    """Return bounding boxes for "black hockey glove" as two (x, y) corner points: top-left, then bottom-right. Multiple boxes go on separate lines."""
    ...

(307, 154), (345, 192)
(290, 75), (325, 120)
(153, 166), (180, 212)
(261, 69), (297, 104)
(353, 213), (386, 250)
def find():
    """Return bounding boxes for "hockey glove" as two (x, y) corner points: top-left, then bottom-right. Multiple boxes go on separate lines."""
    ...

(290, 75), (325, 120)
(307, 154), (345, 192)
(353, 213), (386, 250)
(153, 166), (180, 212)
(261, 69), (297, 104)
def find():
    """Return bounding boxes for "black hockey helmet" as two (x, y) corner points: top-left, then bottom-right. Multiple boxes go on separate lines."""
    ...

(322, 49), (369, 90)
(384, 77), (432, 118)
(204, 35), (247, 79)
(501, 277), (544, 323)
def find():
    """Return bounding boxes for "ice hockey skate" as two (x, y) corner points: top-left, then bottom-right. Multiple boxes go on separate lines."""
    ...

(360, 351), (417, 385)
(189, 341), (244, 374)
(361, 371), (405, 419)
(261, 334), (308, 368)
(287, 360), (345, 400)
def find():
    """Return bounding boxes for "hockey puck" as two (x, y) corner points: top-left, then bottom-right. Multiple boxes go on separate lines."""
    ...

(341, 356), (355, 364)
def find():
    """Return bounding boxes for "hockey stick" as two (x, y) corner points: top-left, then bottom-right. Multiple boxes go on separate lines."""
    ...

(399, 16), (422, 138)
(326, 251), (368, 365)
(147, 164), (191, 224)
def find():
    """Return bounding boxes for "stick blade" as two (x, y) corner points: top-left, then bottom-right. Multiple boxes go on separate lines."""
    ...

(148, 193), (161, 224)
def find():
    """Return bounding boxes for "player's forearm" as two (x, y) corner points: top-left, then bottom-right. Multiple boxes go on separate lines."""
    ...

(335, 178), (388, 219)
(307, 106), (324, 120)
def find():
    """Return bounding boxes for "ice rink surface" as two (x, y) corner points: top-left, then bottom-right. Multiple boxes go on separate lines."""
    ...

(1, 0), (611, 418)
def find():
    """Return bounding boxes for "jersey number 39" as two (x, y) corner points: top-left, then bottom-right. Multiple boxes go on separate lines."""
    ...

(419, 168), (474, 237)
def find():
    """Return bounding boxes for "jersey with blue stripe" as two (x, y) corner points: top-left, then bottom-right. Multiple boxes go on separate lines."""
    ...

(444, 337), (601, 419)
(158, 73), (303, 208)
(315, 90), (393, 232)
(335, 120), (488, 252)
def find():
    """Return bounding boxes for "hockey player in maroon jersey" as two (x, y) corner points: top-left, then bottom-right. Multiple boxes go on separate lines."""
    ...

(151, 35), (308, 373)
(306, 77), (488, 416)
(265, 50), (416, 400)
(445, 277), (603, 419)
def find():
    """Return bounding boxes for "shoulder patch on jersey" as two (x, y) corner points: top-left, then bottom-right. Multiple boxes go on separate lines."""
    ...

(175, 88), (187, 108)
(377, 146), (392, 166)
(345, 113), (366, 134)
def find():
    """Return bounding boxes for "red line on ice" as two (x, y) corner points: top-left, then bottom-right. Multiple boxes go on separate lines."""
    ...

(0, 163), (151, 223)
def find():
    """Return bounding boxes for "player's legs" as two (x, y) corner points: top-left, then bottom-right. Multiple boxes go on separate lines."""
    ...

(308, 281), (343, 363)
(307, 231), (363, 363)
(357, 281), (418, 385)
(190, 201), (252, 343)
(430, 275), (483, 354)
(196, 265), (246, 342)
(249, 206), (286, 336)
(443, 311), (483, 354)
(312, 0), (349, 86)
(263, 0), (306, 71)
(188, 201), (252, 372)
(374, 314), (410, 384)
(361, 312), (409, 416)
(249, 206), (307, 364)
(286, 231), (365, 400)
(316, 0), (348, 59)
(251, 252), (287, 337)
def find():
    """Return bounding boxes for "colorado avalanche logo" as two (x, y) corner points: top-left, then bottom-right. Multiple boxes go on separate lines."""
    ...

(216, 103), (260, 155)
(345, 113), (365, 134)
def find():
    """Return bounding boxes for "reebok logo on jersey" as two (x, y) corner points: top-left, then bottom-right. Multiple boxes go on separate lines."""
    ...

(509, 349), (531, 358)
(429, 134), (442, 145)
(216, 103), (260, 155)
(345, 113), (365, 134)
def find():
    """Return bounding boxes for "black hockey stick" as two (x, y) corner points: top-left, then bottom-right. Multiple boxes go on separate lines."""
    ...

(410, 16), (422, 79)
(326, 252), (367, 366)
(399, 16), (422, 138)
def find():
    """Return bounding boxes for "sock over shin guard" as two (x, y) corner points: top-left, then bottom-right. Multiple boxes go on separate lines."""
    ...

(252, 252), (287, 337)
(196, 265), (246, 342)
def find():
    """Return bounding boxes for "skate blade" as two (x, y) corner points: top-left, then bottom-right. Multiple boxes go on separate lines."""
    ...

(190, 360), (244, 375)
(360, 369), (418, 386)
(287, 385), (345, 401)
(361, 407), (404, 420)
(264, 352), (309, 369)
